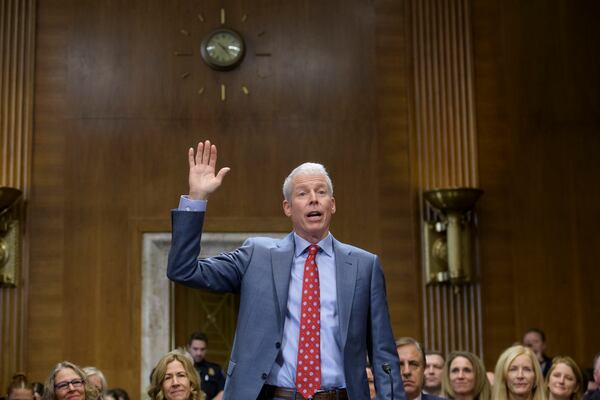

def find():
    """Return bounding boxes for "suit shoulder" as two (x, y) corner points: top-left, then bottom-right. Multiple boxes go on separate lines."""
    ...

(335, 240), (377, 259)
(244, 235), (288, 249)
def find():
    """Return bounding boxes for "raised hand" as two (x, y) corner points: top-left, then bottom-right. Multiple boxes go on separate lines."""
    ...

(188, 140), (230, 200)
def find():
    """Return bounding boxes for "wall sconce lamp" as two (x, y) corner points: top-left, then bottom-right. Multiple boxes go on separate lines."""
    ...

(423, 187), (483, 285)
(0, 187), (23, 287)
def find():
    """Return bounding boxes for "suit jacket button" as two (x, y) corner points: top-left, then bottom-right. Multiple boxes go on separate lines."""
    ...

(275, 342), (281, 349)
(261, 373), (268, 379)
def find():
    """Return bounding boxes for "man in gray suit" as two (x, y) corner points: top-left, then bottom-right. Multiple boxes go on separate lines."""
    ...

(167, 140), (404, 400)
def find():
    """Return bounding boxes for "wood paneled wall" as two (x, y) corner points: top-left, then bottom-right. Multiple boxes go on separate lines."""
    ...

(472, 0), (600, 368)
(0, 0), (35, 392)
(28, 0), (412, 396)
(18, 0), (600, 396)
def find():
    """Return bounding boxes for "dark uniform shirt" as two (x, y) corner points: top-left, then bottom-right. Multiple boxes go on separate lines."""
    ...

(194, 360), (225, 400)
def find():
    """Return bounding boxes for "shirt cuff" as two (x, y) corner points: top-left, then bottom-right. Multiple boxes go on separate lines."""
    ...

(178, 195), (207, 212)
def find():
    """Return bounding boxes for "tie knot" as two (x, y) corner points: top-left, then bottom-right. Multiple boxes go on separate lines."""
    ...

(308, 244), (319, 256)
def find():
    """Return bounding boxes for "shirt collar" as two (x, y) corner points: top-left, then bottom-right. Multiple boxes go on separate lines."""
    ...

(292, 232), (333, 257)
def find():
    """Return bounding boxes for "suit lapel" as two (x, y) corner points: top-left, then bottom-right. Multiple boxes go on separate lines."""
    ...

(334, 239), (358, 347)
(271, 233), (295, 328)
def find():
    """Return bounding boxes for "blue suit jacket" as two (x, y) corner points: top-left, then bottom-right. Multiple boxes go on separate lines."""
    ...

(167, 210), (404, 400)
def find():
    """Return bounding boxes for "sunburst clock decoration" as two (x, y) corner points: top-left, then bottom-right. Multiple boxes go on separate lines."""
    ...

(174, 8), (270, 101)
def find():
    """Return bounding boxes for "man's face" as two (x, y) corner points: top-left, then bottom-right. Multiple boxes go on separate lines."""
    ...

(283, 173), (336, 243)
(398, 344), (425, 400)
(523, 332), (545, 361)
(424, 354), (444, 393)
(594, 357), (600, 384)
(187, 339), (207, 364)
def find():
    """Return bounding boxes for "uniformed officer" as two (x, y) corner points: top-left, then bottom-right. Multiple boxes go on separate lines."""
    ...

(186, 332), (226, 400)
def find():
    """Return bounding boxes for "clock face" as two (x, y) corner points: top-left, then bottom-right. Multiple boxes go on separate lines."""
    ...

(200, 28), (245, 70)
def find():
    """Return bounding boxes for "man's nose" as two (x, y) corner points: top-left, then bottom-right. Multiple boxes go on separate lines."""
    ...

(401, 363), (411, 375)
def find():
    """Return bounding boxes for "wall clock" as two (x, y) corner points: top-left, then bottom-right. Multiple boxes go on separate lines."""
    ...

(174, 8), (271, 101)
(200, 28), (245, 70)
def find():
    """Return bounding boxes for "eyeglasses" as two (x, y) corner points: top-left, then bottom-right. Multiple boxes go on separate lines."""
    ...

(54, 379), (85, 391)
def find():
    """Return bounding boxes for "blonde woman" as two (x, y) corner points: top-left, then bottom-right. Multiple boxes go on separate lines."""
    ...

(147, 350), (206, 400)
(545, 357), (583, 400)
(441, 351), (491, 400)
(493, 345), (546, 400)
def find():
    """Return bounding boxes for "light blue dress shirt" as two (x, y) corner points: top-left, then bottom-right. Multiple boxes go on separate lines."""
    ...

(177, 196), (345, 390)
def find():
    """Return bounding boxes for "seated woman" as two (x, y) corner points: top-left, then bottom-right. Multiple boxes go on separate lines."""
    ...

(493, 345), (546, 400)
(44, 361), (100, 400)
(546, 356), (583, 400)
(104, 388), (130, 400)
(441, 351), (491, 400)
(148, 349), (206, 400)
(6, 373), (34, 400)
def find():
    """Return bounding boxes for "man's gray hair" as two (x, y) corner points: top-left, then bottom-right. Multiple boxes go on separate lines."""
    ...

(395, 337), (426, 365)
(282, 162), (334, 201)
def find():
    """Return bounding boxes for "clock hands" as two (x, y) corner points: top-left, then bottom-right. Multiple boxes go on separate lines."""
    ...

(217, 43), (231, 56)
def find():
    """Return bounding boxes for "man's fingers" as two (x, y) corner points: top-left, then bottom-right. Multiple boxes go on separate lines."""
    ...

(194, 142), (204, 165)
(216, 167), (230, 181)
(188, 147), (196, 168)
(209, 144), (218, 168)
(201, 139), (211, 164)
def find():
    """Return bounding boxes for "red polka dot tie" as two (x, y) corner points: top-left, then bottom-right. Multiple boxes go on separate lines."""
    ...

(295, 244), (321, 399)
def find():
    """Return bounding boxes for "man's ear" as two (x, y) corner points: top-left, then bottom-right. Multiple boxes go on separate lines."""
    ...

(283, 199), (292, 217)
(331, 197), (336, 214)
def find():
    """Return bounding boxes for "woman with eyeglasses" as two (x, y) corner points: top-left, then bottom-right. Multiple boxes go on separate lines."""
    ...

(43, 361), (100, 400)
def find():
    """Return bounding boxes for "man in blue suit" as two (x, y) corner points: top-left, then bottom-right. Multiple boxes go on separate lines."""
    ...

(168, 140), (404, 400)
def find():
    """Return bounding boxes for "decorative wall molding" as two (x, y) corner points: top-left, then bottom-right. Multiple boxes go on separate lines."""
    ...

(140, 232), (283, 398)
(410, 0), (483, 356)
(0, 0), (36, 391)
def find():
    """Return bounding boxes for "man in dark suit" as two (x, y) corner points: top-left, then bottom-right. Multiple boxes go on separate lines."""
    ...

(187, 332), (225, 400)
(396, 338), (445, 400)
(167, 140), (404, 400)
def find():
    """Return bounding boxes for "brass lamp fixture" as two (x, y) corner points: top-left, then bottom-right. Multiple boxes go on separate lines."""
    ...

(0, 187), (22, 287)
(423, 188), (483, 285)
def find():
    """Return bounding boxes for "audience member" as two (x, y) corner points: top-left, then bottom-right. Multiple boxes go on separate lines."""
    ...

(148, 349), (206, 400)
(396, 337), (444, 400)
(44, 361), (100, 400)
(523, 329), (552, 377)
(6, 374), (33, 400)
(584, 353), (600, 400)
(186, 332), (225, 400)
(493, 345), (546, 400)
(366, 364), (376, 399)
(82, 367), (107, 395)
(424, 351), (445, 396)
(545, 356), (583, 400)
(31, 383), (43, 400)
(104, 388), (130, 400)
(441, 351), (491, 400)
